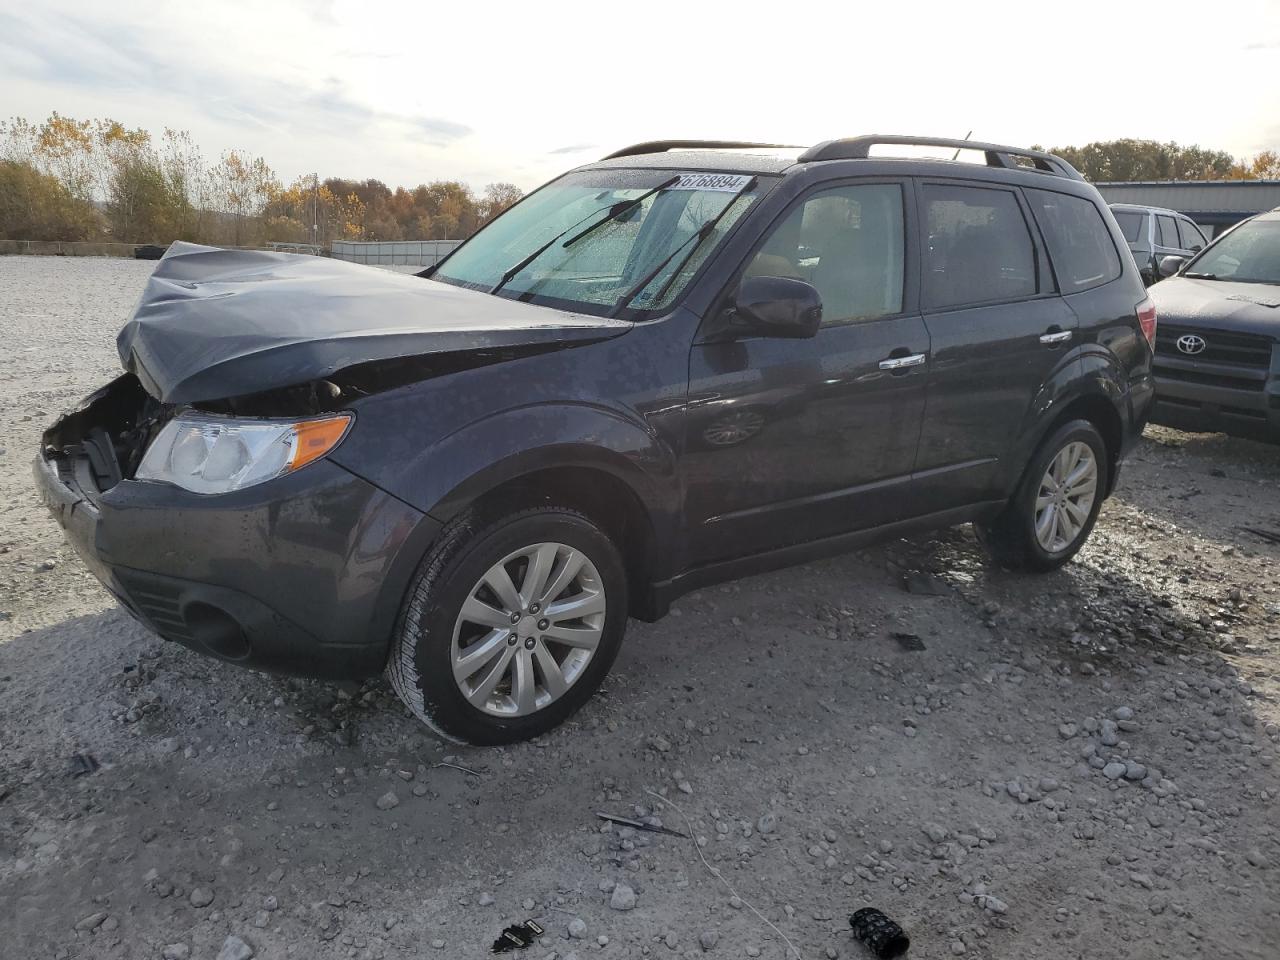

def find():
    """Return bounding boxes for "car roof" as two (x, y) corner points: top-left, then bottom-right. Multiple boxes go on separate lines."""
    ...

(579, 136), (1090, 188)
(1108, 203), (1184, 216)
(588, 149), (799, 175)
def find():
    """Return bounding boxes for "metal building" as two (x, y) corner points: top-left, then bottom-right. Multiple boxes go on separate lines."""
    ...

(330, 240), (461, 267)
(1094, 181), (1280, 237)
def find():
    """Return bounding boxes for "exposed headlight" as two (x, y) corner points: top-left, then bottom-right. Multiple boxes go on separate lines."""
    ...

(136, 412), (352, 494)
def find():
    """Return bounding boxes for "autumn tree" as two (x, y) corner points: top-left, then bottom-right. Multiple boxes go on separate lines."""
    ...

(160, 128), (208, 241)
(208, 150), (279, 246)
(1, 112), (527, 246)
(0, 159), (99, 240)
(1238, 150), (1280, 180)
(480, 182), (523, 224)
(1045, 139), (1244, 182)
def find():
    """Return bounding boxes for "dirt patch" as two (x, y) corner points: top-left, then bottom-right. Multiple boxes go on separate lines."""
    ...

(1, 256), (1277, 960)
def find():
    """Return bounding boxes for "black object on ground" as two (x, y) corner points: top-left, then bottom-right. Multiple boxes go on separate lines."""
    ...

(903, 571), (948, 596)
(850, 907), (910, 958)
(1239, 526), (1280, 545)
(68, 753), (99, 777)
(892, 632), (926, 652)
(595, 812), (689, 839)
(133, 244), (166, 260)
(490, 919), (545, 953)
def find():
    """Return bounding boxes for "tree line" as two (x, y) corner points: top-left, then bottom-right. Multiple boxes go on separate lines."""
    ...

(1040, 138), (1280, 182)
(3, 115), (1278, 248)
(0, 113), (523, 247)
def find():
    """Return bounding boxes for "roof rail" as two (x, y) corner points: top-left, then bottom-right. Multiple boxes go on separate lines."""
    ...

(798, 135), (1084, 181)
(601, 140), (799, 160)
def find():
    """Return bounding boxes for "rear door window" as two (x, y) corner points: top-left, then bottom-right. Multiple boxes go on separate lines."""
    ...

(1112, 210), (1145, 244)
(1027, 190), (1123, 292)
(921, 183), (1038, 309)
(1156, 215), (1180, 248)
(1177, 218), (1206, 251)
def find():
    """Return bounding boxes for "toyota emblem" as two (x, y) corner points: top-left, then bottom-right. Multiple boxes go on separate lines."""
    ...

(1176, 334), (1207, 355)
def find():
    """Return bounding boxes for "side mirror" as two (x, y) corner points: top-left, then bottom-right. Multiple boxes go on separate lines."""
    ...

(1158, 255), (1187, 279)
(730, 276), (822, 339)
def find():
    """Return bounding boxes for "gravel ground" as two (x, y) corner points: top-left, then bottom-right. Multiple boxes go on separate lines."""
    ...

(1, 254), (1277, 960)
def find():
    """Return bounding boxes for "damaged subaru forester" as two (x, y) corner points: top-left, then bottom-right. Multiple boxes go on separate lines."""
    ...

(36, 136), (1156, 745)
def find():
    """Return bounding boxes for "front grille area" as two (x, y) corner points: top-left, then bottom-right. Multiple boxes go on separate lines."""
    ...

(115, 571), (194, 642)
(1154, 324), (1275, 392)
(1156, 325), (1273, 368)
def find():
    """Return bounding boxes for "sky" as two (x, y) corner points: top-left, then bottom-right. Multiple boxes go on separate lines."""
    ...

(2, 0), (1279, 193)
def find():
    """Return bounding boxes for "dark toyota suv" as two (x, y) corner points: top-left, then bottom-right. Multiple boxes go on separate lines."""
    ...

(35, 136), (1156, 745)
(1147, 208), (1280, 442)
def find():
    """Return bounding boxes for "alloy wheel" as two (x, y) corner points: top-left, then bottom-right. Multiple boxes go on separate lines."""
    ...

(451, 542), (606, 717)
(1034, 441), (1098, 553)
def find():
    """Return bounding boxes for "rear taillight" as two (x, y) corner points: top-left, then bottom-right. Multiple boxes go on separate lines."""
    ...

(1137, 297), (1156, 349)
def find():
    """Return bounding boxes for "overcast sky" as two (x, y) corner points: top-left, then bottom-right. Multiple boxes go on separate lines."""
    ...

(3, 0), (1278, 192)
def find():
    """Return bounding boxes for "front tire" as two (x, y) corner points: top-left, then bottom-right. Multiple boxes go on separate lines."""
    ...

(978, 420), (1109, 572)
(387, 507), (627, 745)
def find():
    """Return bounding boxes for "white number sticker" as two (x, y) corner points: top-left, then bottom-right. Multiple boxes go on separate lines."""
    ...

(669, 173), (753, 193)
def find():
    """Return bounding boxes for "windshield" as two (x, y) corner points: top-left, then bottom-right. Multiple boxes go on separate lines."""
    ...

(1188, 219), (1280, 284)
(432, 169), (769, 317)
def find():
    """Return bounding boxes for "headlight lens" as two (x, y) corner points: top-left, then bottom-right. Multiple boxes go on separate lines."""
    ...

(136, 412), (352, 494)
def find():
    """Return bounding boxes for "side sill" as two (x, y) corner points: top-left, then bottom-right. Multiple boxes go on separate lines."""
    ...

(637, 501), (1006, 622)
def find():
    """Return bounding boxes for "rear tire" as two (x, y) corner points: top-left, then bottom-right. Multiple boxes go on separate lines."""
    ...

(387, 506), (627, 745)
(977, 420), (1109, 572)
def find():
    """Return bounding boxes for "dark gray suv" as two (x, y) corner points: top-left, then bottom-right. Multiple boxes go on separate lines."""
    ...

(36, 136), (1156, 744)
(1109, 203), (1208, 286)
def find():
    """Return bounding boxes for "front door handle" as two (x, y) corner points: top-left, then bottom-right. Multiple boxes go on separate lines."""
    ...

(878, 353), (927, 371)
(1039, 330), (1073, 345)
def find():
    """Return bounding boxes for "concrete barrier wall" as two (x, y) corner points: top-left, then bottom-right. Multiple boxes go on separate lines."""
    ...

(330, 240), (461, 267)
(0, 240), (147, 257)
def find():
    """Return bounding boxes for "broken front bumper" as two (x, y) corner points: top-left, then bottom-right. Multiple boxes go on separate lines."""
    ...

(34, 446), (439, 681)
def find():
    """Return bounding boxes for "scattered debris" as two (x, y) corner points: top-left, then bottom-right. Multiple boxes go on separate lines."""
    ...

(902, 571), (948, 596)
(849, 907), (910, 958)
(490, 919), (544, 953)
(595, 812), (688, 839)
(433, 761), (484, 777)
(1238, 526), (1280, 545)
(375, 790), (400, 811)
(67, 753), (99, 778)
(892, 632), (926, 652)
(215, 935), (254, 960)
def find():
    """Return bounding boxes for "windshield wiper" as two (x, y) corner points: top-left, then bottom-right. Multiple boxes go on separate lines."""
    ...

(1183, 272), (1221, 280)
(488, 176), (679, 296)
(562, 176), (679, 249)
(610, 177), (757, 317)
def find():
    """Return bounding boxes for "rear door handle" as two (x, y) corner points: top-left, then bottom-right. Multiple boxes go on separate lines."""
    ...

(1039, 330), (1073, 345)
(878, 353), (927, 371)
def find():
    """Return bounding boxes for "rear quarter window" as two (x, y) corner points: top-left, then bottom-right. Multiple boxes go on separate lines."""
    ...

(1111, 210), (1145, 244)
(1027, 190), (1123, 292)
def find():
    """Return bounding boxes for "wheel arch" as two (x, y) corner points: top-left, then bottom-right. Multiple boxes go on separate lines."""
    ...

(1023, 384), (1125, 500)
(444, 459), (667, 620)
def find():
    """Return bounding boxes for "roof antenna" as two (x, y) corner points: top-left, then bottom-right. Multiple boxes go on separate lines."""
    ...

(951, 131), (973, 161)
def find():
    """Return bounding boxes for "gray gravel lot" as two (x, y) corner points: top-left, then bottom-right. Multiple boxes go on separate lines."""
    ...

(1, 254), (1278, 960)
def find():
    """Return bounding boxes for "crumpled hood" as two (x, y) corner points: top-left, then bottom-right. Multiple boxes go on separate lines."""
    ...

(117, 242), (631, 404)
(1150, 276), (1280, 339)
